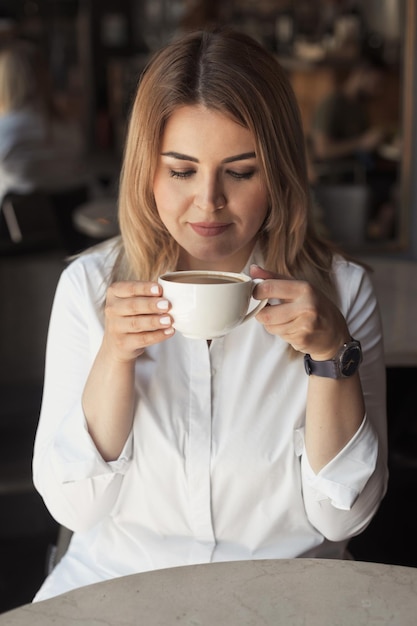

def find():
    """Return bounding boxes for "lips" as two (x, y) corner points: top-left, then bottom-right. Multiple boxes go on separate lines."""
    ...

(189, 222), (231, 237)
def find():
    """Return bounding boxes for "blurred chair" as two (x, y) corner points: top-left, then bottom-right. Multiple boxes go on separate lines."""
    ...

(47, 525), (73, 574)
(312, 183), (371, 249)
(0, 185), (92, 256)
(49, 185), (92, 254)
(0, 191), (62, 255)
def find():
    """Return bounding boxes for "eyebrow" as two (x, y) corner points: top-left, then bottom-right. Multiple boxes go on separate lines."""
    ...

(160, 151), (256, 164)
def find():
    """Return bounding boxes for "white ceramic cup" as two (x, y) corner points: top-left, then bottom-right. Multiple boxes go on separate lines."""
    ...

(158, 270), (268, 340)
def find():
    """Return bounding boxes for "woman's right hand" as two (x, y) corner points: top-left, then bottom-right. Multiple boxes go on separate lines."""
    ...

(82, 281), (174, 460)
(102, 280), (174, 363)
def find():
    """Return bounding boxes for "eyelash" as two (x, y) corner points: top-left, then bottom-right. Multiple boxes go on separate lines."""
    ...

(169, 169), (255, 181)
(169, 170), (194, 179)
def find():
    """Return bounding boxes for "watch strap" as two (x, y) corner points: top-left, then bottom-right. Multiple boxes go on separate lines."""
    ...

(304, 354), (339, 378)
(304, 338), (362, 379)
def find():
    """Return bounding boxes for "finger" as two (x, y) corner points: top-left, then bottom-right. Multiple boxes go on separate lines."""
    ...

(106, 290), (170, 318)
(254, 277), (312, 303)
(249, 264), (279, 281)
(249, 266), (290, 309)
(250, 264), (293, 282)
(255, 300), (299, 328)
(112, 326), (175, 359)
(106, 298), (170, 322)
(108, 280), (162, 300)
(130, 326), (175, 350)
(255, 308), (316, 353)
(119, 312), (173, 335)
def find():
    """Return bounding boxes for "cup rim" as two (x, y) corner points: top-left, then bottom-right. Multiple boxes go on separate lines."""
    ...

(159, 270), (251, 283)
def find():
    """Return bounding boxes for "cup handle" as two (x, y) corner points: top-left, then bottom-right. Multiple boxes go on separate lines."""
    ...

(242, 278), (268, 323)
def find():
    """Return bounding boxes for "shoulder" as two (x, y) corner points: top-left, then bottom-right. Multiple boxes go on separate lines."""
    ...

(332, 254), (369, 288)
(332, 253), (366, 276)
(60, 238), (121, 301)
(331, 255), (376, 315)
(65, 237), (120, 278)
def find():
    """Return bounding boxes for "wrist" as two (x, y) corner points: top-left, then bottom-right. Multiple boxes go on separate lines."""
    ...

(304, 338), (362, 379)
(308, 333), (352, 362)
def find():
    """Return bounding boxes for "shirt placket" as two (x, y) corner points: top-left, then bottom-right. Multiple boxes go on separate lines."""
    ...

(188, 340), (216, 561)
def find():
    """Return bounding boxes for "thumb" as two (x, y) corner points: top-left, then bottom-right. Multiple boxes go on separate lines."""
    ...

(249, 264), (278, 280)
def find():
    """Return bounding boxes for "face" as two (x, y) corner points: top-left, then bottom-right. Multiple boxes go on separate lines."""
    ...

(153, 105), (269, 272)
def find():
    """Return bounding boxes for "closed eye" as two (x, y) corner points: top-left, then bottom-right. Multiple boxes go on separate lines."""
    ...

(169, 169), (195, 179)
(227, 169), (255, 180)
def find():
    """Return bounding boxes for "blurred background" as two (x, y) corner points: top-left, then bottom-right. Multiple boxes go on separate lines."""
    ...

(0, 0), (416, 614)
(0, 2), (406, 166)
(0, 0), (412, 248)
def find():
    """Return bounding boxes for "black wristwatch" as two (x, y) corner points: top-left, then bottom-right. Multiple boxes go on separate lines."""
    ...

(304, 338), (362, 379)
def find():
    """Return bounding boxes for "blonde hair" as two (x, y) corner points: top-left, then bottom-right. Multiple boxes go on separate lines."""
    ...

(115, 28), (337, 300)
(0, 40), (53, 115)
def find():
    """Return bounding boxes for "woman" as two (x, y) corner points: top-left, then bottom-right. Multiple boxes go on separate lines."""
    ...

(33, 28), (387, 600)
(0, 39), (85, 206)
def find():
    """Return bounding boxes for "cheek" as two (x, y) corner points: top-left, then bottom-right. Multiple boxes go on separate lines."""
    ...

(154, 181), (176, 227)
(153, 175), (168, 211)
(154, 178), (189, 215)
(242, 190), (269, 227)
(252, 208), (269, 232)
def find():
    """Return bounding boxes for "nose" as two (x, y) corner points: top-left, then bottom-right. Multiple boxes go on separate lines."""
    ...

(194, 174), (226, 211)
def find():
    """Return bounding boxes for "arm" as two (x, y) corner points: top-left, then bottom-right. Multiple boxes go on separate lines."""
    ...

(252, 261), (388, 539)
(312, 127), (384, 161)
(81, 279), (173, 461)
(33, 253), (174, 531)
(310, 95), (384, 161)
(253, 265), (365, 469)
(302, 264), (387, 540)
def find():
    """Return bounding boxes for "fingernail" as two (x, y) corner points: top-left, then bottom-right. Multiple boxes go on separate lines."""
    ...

(151, 285), (160, 295)
(164, 327), (175, 335)
(157, 299), (169, 310)
(159, 316), (171, 325)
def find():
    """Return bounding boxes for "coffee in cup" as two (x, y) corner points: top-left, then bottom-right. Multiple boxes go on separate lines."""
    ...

(158, 270), (268, 340)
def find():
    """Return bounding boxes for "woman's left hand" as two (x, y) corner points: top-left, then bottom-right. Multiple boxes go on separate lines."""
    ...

(250, 264), (351, 360)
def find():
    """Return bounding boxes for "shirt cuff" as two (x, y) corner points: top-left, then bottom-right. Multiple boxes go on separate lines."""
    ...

(51, 401), (133, 483)
(296, 415), (378, 510)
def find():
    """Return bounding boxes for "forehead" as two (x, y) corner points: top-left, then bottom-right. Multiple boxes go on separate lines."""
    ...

(161, 105), (256, 154)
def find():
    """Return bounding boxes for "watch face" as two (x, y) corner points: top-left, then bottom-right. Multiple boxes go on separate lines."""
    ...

(340, 344), (362, 377)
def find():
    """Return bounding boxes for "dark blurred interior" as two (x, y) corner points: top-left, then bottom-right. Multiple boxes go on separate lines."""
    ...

(1, 0), (416, 614)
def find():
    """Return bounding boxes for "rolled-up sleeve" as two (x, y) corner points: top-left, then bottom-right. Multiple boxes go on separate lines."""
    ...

(297, 259), (388, 541)
(32, 247), (132, 532)
(51, 402), (132, 484)
(297, 415), (377, 511)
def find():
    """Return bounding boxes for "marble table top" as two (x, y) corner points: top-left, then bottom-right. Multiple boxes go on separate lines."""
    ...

(363, 257), (417, 366)
(1, 558), (417, 625)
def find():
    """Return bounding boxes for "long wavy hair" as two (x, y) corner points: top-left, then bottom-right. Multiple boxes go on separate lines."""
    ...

(114, 28), (337, 301)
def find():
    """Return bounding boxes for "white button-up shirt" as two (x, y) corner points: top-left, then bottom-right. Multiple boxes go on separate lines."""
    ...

(33, 241), (387, 600)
